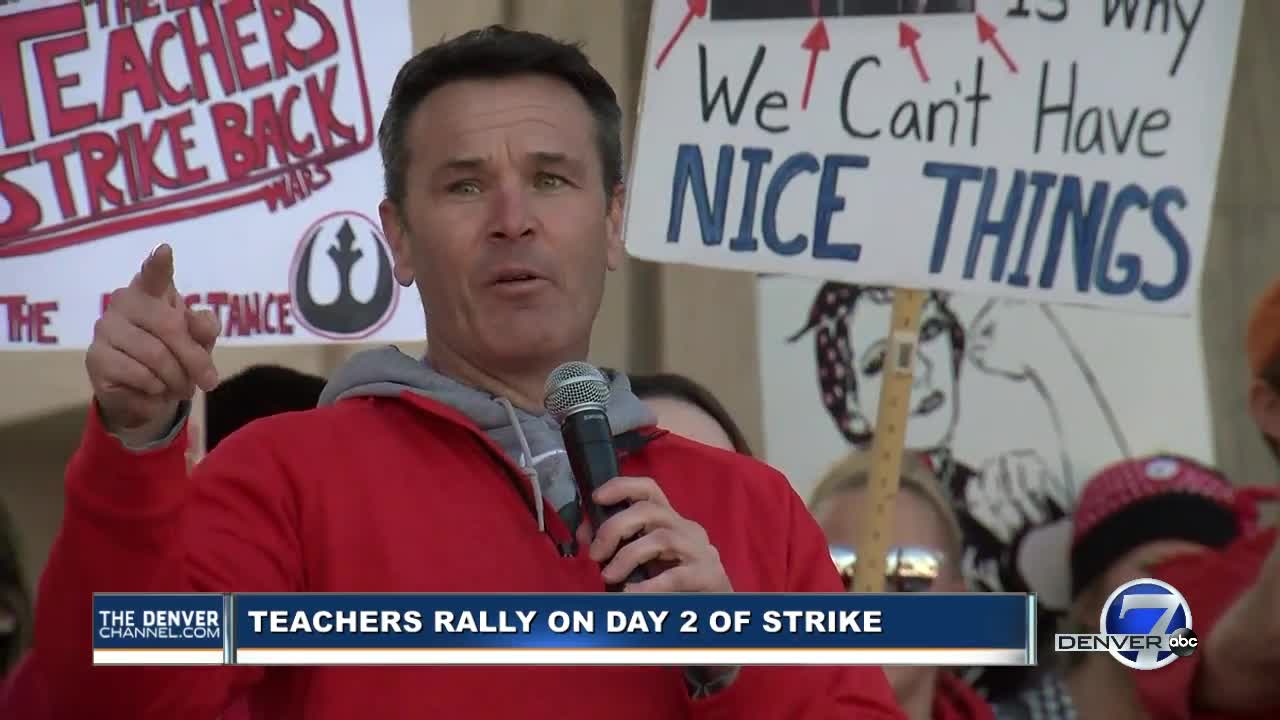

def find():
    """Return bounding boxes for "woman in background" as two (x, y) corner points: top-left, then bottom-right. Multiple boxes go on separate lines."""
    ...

(630, 372), (754, 456)
(809, 449), (994, 720)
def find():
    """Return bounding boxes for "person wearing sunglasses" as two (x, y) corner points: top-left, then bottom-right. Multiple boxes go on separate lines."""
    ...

(809, 449), (994, 720)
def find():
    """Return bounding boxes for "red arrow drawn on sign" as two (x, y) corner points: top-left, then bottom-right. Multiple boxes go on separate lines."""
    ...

(800, 19), (829, 110)
(898, 22), (929, 82)
(977, 13), (1018, 74)
(655, 0), (707, 69)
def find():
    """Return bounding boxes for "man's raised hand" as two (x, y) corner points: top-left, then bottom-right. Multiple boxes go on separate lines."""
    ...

(85, 244), (221, 444)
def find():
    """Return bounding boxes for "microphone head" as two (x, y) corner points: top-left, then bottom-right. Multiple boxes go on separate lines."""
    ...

(544, 361), (610, 424)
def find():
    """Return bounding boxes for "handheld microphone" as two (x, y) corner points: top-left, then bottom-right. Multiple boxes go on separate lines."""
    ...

(544, 361), (647, 591)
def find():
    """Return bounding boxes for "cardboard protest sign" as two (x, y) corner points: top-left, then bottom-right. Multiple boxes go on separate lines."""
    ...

(759, 276), (1213, 577)
(756, 274), (1215, 695)
(0, 0), (417, 350)
(625, 0), (1243, 316)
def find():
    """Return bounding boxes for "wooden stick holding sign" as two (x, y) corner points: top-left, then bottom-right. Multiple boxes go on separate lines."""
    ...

(849, 288), (927, 594)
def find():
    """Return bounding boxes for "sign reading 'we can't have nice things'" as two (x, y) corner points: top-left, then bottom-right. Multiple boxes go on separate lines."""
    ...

(624, 0), (1243, 316)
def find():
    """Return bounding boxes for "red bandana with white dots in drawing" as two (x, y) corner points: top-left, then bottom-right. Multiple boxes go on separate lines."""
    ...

(788, 282), (865, 443)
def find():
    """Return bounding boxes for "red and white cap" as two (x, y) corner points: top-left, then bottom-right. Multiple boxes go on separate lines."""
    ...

(1016, 454), (1275, 612)
(1071, 455), (1239, 542)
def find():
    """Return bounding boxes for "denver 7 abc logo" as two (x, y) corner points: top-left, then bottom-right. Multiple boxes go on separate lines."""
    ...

(1055, 578), (1197, 670)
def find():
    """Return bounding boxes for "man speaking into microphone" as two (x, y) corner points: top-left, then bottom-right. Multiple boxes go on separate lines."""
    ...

(6, 25), (903, 720)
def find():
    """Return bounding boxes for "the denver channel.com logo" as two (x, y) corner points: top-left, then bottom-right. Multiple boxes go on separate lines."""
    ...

(1055, 578), (1198, 670)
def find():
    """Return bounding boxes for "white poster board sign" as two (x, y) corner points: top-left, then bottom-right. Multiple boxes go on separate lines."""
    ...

(758, 275), (1214, 572)
(0, 0), (417, 350)
(625, 0), (1243, 316)
(756, 275), (1215, 696)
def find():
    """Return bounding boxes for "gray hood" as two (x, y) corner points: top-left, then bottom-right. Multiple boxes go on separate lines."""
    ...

(317, 346), (656, 533)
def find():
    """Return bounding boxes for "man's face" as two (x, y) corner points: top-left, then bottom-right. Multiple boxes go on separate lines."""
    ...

(847, 295), (958, 449)
(379, 74), (624, 375)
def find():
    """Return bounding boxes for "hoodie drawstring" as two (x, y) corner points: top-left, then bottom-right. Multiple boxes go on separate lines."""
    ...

(497, 398), (545, 533)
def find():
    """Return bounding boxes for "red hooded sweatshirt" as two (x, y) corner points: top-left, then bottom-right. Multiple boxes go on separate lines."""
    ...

(5, 351), (904, 720)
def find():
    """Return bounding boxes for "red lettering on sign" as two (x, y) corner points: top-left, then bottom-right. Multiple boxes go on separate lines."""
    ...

(34, 32), (98, 136)
(1, 0), (374, 257)
(175, 5), (240, 102)
(102, 26), (163, 122)
(33, 140), (79, 220)
(0, 295), (59, 344)
(102, 290), (296, 338)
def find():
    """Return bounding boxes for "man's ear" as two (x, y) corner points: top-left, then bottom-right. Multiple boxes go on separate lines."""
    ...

(379, 199), (417, 287)
(1249, 377), (1280, 443)
(604, 182), (625, 272)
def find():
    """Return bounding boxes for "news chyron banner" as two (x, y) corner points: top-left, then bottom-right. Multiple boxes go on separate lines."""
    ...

(93, 592), (1038, 666)
(624, 0), (1244, 316)
(95, 593), (230, 665)
(0, 0), (419, 350)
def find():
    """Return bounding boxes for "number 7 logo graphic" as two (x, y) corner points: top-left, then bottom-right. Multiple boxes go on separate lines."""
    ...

(1118, 592), (1180, 666)
(1101, 578), (1194, 670)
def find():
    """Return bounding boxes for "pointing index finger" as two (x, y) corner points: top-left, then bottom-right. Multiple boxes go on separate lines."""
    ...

(135, 244), (176, 299)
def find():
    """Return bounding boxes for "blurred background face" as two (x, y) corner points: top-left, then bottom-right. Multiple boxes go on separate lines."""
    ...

(1248, 376), (1280, 452)
(381, 74), (623, 375)
(646, 395), (735, 452)
(1073, 537), (1209, 631)
(813, 486), (964, 699)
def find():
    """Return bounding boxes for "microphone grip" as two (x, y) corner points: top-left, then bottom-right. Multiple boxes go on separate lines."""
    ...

(562, 410), (648, 591)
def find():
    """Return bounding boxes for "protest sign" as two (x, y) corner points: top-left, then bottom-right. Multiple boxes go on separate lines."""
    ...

(624, 0), (1244, 316)
(0, 0), (417, 350)
(758, 275), (1213, 588)
(756, 274), (1215, 695)
(626, 0), (1243, 665)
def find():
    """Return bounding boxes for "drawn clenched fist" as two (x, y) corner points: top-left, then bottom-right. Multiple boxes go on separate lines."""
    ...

(85, 244), (221, 445)
(965, 449), (1070, 545)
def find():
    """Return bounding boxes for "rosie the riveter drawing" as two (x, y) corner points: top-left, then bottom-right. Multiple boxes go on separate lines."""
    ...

(789, 283), (1130, 698)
